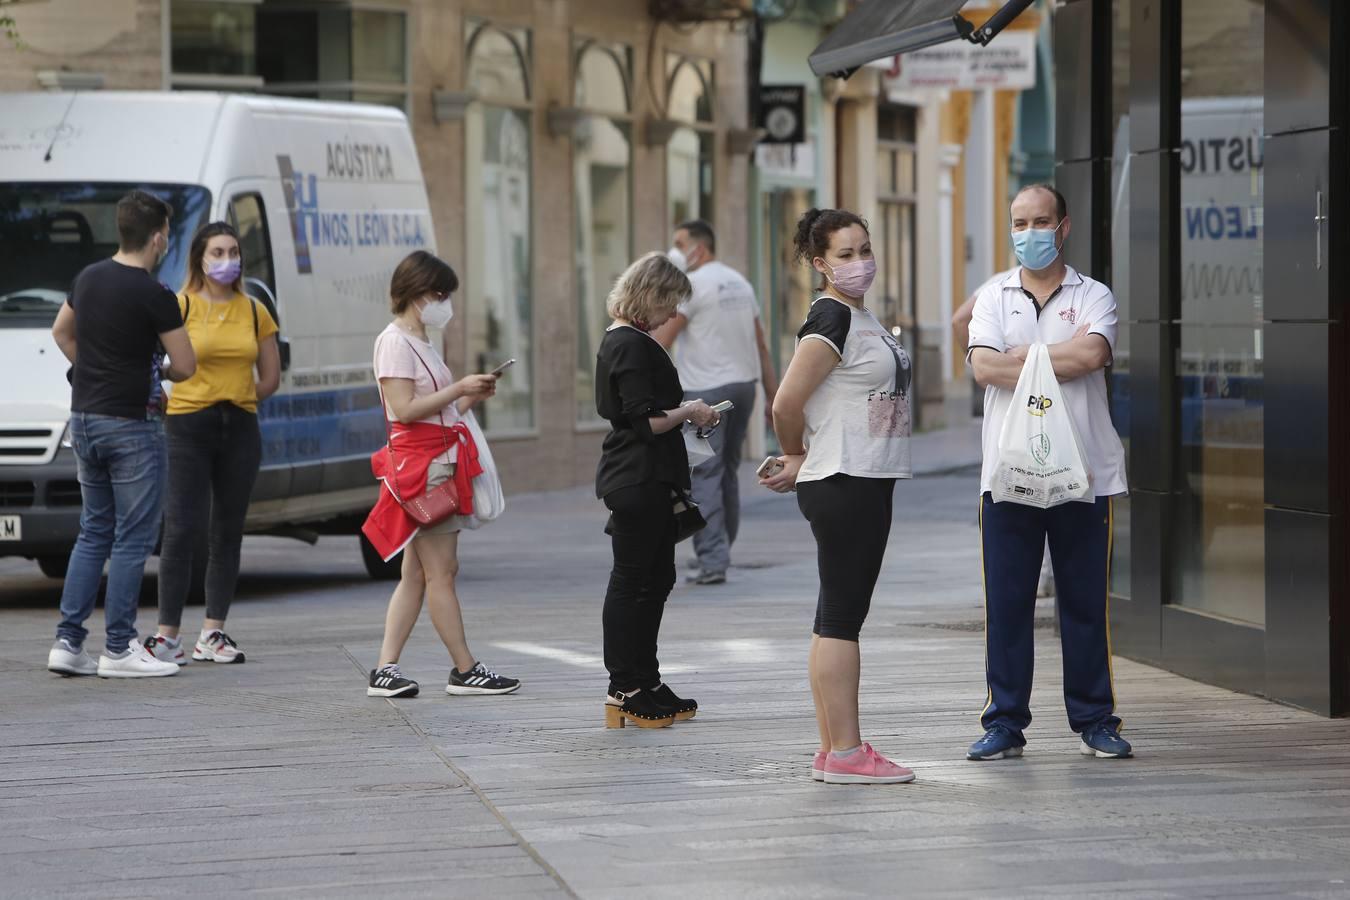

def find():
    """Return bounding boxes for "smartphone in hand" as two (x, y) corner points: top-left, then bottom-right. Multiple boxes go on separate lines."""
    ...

(756, 456), (784, 479)
(710, 399), (734, 413)
(489, 358), (517, 377)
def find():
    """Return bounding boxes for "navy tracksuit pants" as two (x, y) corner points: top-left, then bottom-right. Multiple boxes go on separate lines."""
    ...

(980, 492), (1120, 735)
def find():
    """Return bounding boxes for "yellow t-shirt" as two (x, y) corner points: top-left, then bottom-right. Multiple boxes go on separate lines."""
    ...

(167, 290), (280, 415)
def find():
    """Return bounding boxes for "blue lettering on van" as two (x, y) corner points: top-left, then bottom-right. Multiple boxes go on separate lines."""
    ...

(1183, 203), (1260, 240)
(280, 165), (428, 256)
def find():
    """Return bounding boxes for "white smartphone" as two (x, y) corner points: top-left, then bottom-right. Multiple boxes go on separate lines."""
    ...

(710, 400), (734, 413)
(489, 358), (517, 377)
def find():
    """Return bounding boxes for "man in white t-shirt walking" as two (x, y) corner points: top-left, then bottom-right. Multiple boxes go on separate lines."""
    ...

(966, 184), (1131, 762)
(653, 219), (779, 585)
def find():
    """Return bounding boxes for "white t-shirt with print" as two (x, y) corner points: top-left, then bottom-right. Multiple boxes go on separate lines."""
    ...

(967, 265), (1127, 497)
(373, 322), (459, 464)
(796, 296), (913, 483)
(673, 260), (761, 391)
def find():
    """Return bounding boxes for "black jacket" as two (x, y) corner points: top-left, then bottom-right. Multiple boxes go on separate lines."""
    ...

(594, 325), (690, 498)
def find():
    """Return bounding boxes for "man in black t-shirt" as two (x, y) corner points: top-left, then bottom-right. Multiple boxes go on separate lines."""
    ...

(46, 190), (198, 680)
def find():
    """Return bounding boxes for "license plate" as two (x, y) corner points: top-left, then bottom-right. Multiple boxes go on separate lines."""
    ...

(0, 515), (20, 541)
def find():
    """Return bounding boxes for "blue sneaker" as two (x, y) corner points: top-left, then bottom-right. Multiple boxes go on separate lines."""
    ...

(1080, 722), (1132, 758)
(966, 724), (1025, 760)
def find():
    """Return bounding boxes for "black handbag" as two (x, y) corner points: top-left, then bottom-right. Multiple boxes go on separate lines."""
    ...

(671, 487), (706, 543)
(601, 486), (706, 543)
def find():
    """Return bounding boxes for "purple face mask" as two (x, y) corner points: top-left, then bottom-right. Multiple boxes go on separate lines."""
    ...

(821, 257), (877, 299)
(206, 258), (242, 285)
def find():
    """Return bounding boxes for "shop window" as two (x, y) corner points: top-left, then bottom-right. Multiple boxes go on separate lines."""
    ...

(468, 24), (531, 103)
(170, 0), (257, 79)
(254, 4), (409, 111)
(665, 55), (715, 226)
(874, 104), (918, 342)
(1173, 0), (1265, 625)
(466, 22), (534, 433)
(573, 41), (633, 425)
(1108, 0), (1131, 600)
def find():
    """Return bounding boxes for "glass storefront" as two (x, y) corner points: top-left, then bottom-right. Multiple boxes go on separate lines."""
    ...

(573, 41), (634, 425)
(466, 23), (534, 433)
(665, 56), (715, 227)
(1108, 0), (1131, 600)
(1172, 0), (1265, 625)
(171, 0), (256, 78)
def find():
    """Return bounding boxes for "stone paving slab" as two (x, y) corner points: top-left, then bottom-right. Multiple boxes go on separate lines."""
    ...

(2, 466), (1349, 898)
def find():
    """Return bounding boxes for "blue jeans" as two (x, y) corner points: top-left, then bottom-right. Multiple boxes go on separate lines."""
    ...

(56, 413), (166, 654)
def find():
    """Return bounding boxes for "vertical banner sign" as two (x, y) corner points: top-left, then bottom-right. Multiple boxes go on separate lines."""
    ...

(758, 84), (806, 144)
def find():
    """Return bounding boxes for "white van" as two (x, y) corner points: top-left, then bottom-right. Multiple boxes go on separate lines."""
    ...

(0, 92), (435, 579)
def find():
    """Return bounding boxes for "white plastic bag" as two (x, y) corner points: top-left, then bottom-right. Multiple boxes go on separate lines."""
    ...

(683, 424), (715, 467)
(449, 408), (505, 530)
(990, 343), (1092, 508)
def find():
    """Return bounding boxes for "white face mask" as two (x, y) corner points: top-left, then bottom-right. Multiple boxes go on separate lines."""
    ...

(667, 246), (689, 272)
(417, 295), (454, 329)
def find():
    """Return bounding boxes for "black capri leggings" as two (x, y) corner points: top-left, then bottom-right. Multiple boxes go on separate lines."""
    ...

(796, 473), (896, 641)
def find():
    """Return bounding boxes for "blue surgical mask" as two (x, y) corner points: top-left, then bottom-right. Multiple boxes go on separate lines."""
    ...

(1011, 221), (1064, 270)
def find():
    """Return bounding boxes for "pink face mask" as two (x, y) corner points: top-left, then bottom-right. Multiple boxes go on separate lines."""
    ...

(821, 257), (877, 298)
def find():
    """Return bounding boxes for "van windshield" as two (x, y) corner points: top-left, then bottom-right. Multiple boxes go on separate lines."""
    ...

(0, 183), (211, 329)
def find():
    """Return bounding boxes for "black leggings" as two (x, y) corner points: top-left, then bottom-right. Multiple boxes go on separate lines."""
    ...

(796, 473), (895, 641)
(157, 403), (262, 628)
(602, 481), (677, 692)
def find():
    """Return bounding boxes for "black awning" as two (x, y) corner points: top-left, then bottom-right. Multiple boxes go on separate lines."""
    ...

(808, 0), (1034, 78)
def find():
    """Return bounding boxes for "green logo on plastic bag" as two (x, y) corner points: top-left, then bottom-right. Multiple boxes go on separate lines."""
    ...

(1029, 432), (1051, 466)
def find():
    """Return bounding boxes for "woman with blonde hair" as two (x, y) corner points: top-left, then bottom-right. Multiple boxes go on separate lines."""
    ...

(594, 251), (719, 728)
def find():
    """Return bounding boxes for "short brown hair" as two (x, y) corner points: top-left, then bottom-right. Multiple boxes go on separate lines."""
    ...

(1013, 183), (1068, 220)
(116, 190), (172, 252)
(676, 218), (715, 254)
(389, 250), (458, 315)
(606, 251), (690, 324)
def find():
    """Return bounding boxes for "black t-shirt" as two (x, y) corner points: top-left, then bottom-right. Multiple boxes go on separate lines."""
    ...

(68, 259), (183, 420)
(594, 325), (690, 498)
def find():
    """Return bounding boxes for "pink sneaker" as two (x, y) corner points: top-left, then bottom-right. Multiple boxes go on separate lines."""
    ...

(811, 750), (827, 781)
(822, 743), (916, 784)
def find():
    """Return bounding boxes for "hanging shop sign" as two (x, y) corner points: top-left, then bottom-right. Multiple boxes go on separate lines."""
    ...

(879, 31), (1037, 91)
(758, 84), (806, 144)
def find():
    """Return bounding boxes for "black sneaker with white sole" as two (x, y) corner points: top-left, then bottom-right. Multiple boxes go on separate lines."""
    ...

(446, 661), (521, 696)
(367, 664), (419, 698)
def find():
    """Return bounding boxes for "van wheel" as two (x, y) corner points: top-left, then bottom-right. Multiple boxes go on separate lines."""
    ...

(359, 533), (402, 580)
(37, 554), (70, 579)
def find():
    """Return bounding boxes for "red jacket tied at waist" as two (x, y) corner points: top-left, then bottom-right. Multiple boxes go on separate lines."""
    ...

(362, 420), (483, 561)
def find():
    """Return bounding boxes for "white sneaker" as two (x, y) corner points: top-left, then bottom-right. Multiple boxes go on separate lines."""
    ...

(193, 630), (245, 664)
(97, 642), (180, 678)
(144, 634), (188, 665)
(48, 638), (98, 676)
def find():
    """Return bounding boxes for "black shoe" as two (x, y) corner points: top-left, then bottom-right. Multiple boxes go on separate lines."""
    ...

(687, 570), (726, 585)
(367, 664), (419, 698)
(605, 687), (675, 728)
(648, 682), (697, 720)
(447, 661), (521, 695)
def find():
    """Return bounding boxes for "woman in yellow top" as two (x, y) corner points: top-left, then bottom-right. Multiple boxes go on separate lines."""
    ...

(145, 222), (281, 665)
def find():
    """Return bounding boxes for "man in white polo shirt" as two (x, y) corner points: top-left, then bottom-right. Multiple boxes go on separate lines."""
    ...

(965, 184), (1131, 762)
(653, 219), (778, 585)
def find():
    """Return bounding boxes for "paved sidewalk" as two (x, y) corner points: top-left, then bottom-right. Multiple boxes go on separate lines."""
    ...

(2, 463), (1349, 899)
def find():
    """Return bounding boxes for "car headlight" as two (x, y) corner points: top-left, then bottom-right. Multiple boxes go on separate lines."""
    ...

(60, 422), (72, 449)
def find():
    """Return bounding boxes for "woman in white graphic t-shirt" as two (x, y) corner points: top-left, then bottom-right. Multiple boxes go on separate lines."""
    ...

(760, 208), (915, 786)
